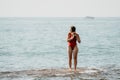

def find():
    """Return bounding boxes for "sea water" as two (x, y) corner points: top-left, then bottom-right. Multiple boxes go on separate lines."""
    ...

(0, 17), (120, 80)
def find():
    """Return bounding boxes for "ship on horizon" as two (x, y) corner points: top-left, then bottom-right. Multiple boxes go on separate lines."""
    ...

(85, 16), (95, 19)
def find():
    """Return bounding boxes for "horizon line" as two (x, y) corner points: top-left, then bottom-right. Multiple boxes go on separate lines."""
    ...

(0, 16), (120, 18)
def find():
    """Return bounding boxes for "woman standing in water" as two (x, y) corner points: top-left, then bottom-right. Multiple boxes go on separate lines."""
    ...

(67, 26), (81, 72)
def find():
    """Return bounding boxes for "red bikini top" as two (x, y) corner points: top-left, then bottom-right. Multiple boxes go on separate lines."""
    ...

(68, 33), (77, 46)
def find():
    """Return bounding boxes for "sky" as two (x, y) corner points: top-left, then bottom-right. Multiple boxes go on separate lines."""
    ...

(0, 0), (120, 17)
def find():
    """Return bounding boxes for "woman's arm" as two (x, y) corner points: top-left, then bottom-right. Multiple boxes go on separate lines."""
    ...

(76, 34), (81, 43)
(67, 33), (74, 42)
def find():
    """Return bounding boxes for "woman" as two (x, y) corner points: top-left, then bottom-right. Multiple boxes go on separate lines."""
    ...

(67, 26), (81, 72)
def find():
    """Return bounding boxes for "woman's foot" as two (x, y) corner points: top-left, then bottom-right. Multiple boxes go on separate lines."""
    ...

(69, 68), (72, 71)
(74, 69), (77, 73)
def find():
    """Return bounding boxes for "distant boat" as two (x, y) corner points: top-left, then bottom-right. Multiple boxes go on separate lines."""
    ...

(85, 16), (95, 19)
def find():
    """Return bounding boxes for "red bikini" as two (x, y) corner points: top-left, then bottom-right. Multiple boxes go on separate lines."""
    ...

(68, 33), (77, 50)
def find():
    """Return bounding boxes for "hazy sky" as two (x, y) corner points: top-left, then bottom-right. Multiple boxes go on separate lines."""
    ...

(0, 0), (120, 17)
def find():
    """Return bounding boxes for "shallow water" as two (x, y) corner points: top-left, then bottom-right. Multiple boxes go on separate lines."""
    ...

(0, 17), (120, 79)
(0, 68), (120, 80)
(0, 67), (119, 80)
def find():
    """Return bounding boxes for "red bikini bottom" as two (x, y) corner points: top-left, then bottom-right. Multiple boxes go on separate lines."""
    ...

(70, 45), (76, 50)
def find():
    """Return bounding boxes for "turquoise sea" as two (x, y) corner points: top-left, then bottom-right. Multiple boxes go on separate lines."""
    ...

(0, 17), (120, 80)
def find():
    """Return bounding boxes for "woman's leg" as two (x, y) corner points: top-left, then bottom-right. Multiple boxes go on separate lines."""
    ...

(68, 46), (73, 70)
(73, 46), (78, 71)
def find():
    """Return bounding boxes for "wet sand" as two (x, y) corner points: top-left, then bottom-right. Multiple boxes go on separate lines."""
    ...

(0, 67), (120, 80)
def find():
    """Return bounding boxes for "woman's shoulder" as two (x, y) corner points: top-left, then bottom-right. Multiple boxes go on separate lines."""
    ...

(74, 32), (78, 34)
(75, 33), (80, 36)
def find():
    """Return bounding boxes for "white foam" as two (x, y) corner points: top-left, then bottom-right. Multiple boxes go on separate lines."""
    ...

(84, 69), (97, 73)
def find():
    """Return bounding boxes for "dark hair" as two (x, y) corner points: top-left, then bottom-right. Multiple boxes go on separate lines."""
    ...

(70, 26), (76, 32)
